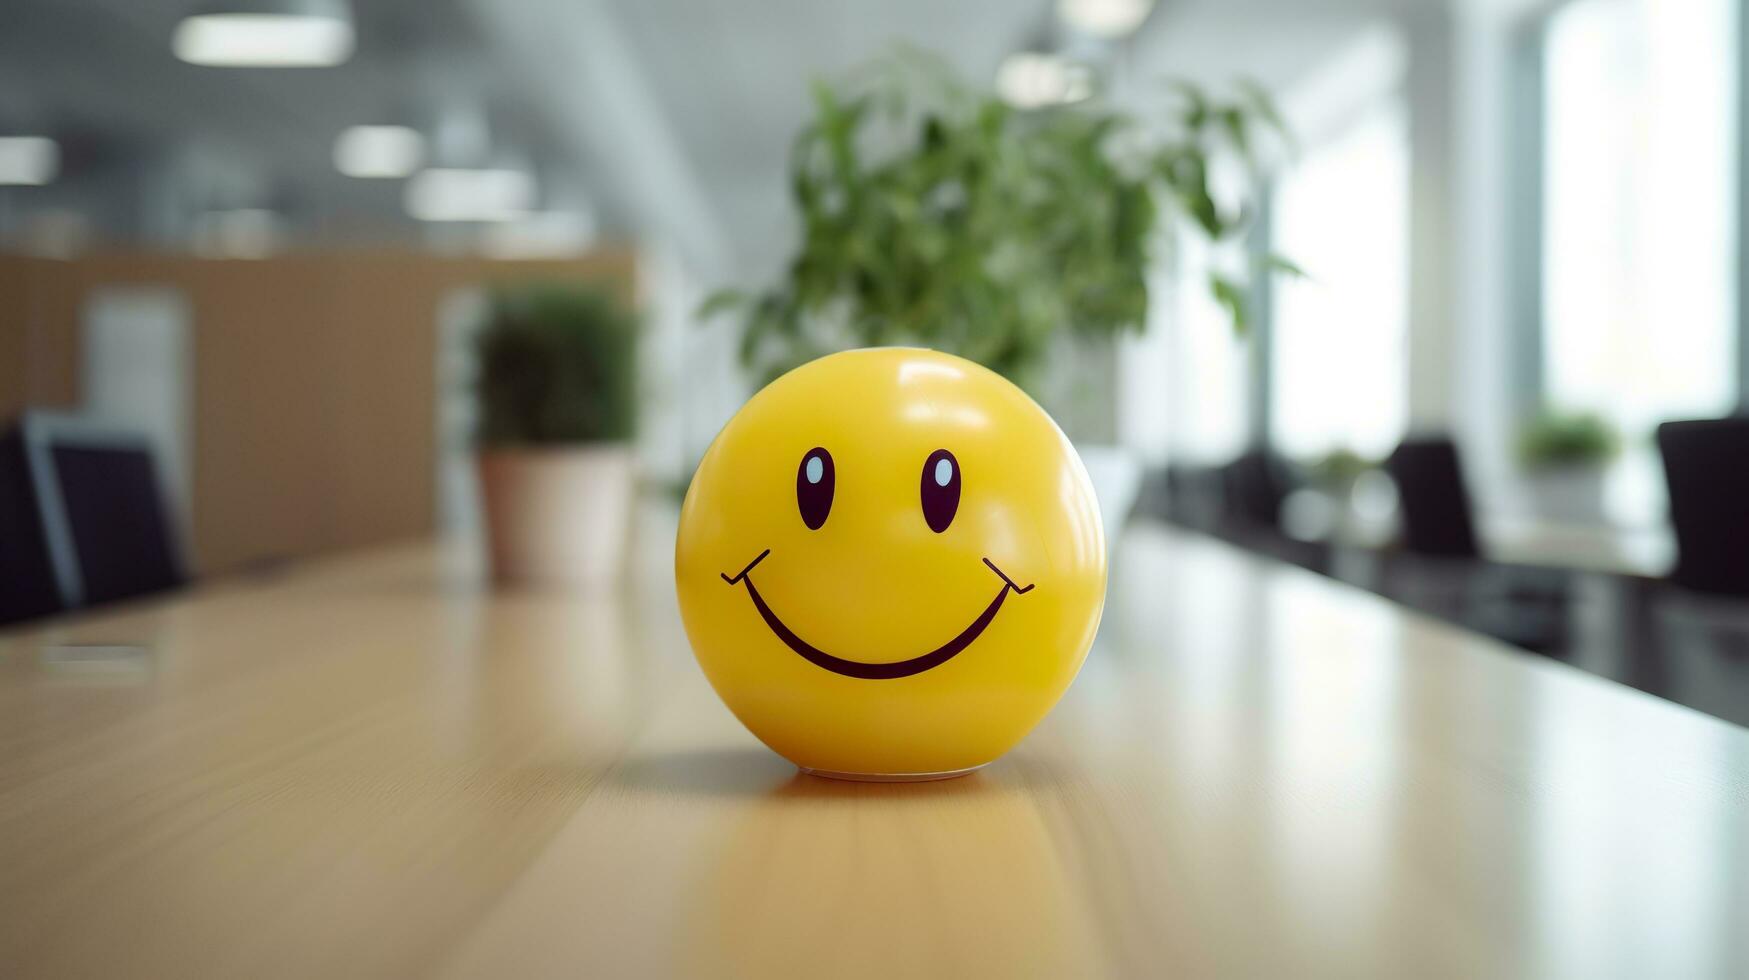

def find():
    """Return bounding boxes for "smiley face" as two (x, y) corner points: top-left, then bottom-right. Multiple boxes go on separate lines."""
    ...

(675, 348), (1107, 779)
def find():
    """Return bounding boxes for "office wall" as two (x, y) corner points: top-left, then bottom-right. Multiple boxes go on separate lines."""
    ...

(0, 262), (23, 421)
(0, 258), (80, 419)
(0, 250), (637, 575)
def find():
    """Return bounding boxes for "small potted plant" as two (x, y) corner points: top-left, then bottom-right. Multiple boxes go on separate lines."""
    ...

(1515, 409), (1619, 525)
(474, 284), (638, 588)
(1307, 447), (1376, 490)
(1300, 447), (1389, 544)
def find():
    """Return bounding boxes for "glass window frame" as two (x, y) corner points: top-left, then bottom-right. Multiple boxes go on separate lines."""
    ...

(1510, 0), (1748, 421)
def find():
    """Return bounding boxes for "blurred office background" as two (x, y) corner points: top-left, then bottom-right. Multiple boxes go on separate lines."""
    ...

(3, 0), (1747, 723)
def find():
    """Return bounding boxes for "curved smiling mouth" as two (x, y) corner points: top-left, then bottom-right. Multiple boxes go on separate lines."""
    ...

(719, 550), (1034, 680)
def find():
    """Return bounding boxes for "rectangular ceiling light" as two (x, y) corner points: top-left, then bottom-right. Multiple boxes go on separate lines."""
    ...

(405, 168), (535, 222)
(334, 125), (423, 178)
(0, 136), (59, 185)
(173, 13), (354, 67)
(479, 210), (599, 258)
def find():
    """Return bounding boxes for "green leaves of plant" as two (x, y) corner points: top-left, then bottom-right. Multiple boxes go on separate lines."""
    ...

(1516, 410), (1621, 467)
(477, 286), (638, 446)
(1210, 275), (1249, 337)
(695, 288), (749, 321)
(1264, 253), (1308, 279)
(710, 54), (1297, 387)
(1236, 77), (1291, 148)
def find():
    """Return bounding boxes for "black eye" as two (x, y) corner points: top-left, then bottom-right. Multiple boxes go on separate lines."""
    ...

(920, 449), (960, 533)
(796, 447), (835, 529)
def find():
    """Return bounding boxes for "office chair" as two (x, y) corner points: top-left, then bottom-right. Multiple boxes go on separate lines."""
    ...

(1382, 438), (1481, 558)
(1158, 462), (1222, 531)
(1216, 449), (1330, 574)
(1383, 436), (1569, 653)
(6, 411), (187, 615)
(0, 422), (69, 625)
(1657, 417), (1749, 597)
(1221, 449), (1293, 531)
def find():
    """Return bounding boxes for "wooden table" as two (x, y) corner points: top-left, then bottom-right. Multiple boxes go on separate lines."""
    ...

(2, 518), (1745, 978)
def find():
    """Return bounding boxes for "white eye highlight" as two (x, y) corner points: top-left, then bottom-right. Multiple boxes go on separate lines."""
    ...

(934, 457), (953, 487)
(806, 455), (825, 484)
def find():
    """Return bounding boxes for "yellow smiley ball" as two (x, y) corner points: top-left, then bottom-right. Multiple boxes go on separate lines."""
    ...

(675, 348), (1107, 779)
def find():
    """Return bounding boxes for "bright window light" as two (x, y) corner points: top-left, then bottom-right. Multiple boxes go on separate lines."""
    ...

(1543, 0), (1737, 519)
(1057, 0), (1154, 39)
(0, 136), (59, 185)
(333, 125), (424, 178)
(404, 168), (535, 222)
(996, 52), (1093, 109)
(173, 12), (354, 67)
(1270, 102), (1410, 461)
(1169, 231), (1251, 462)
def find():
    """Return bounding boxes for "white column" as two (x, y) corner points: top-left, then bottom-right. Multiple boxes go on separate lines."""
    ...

(1402, 4), (1461, 434)
(1400, 0), (1525, 511)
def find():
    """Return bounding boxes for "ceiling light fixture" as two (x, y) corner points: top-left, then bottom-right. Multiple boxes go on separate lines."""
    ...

(191, 208), (283, 258)
(404, 167), (536, 222)
(0, 136), (59, 185)
(996, 52), (1094, 109)
(173, 0), (355, 67)
(1057, 0), (1156, 39)
(334, 125), (423, 178)
(479, 209), (599, 258)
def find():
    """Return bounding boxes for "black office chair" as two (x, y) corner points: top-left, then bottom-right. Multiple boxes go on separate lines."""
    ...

(0, 422), (69, 626)
(1221, 449), (1292, 532)
(1383, 436), (1569, 653)
(1382, 438), (1481, 558)
(1657, 417), (1749, 597)
(3, 412), (187, 617)
(1213, 449), (1330, 573)
(1158, 462), (1223, 531)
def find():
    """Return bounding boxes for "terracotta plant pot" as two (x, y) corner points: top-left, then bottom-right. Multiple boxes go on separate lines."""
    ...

(476, 445), (634, 589)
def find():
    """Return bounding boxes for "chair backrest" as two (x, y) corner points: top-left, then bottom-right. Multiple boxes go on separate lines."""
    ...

(13, 412), (187, 612)
(1385, 437), (1481, 558)
(1657, 417), (1749, 596)
(1222, 450), (1292, 530)
(1162, 463), (1222, 529)
(0, 423), (67, 625)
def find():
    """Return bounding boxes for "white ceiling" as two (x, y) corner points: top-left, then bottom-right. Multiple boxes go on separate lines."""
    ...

(0, 0), (584, 244)
(0, 0), (1396, 267)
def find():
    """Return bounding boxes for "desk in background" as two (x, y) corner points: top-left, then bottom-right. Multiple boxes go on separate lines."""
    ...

(0, 520), (1745, 977)
(1481, 516), (1676, 579)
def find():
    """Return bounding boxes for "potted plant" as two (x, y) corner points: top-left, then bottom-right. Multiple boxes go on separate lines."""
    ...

(1515, 410), (1620, 525)
(474, 284), (638, 588)
(1299, 447), (1389, 544)
(1306, 447), (1376, 495)
(701, 51), (1296, 531)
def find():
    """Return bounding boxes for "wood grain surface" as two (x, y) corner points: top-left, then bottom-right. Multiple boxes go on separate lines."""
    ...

(1, 516), (1745, 978)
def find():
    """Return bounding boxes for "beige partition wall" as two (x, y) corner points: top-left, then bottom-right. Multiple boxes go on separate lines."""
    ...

(0, 250), (637, 576)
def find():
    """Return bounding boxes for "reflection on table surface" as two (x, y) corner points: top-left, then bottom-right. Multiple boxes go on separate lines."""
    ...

(0, 518), (1745, 978)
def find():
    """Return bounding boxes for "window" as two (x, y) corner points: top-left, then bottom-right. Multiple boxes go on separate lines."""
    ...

(1542, 0), (1738, 493)
(1165, 230), (1251, 463)
(1269, 102), (1410, 461)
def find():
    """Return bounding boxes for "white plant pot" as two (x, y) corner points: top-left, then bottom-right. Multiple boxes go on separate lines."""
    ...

(477, 445), (634, 589)
(1523, 465), (1608, 526)
(1074, 443), (1142, 547)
